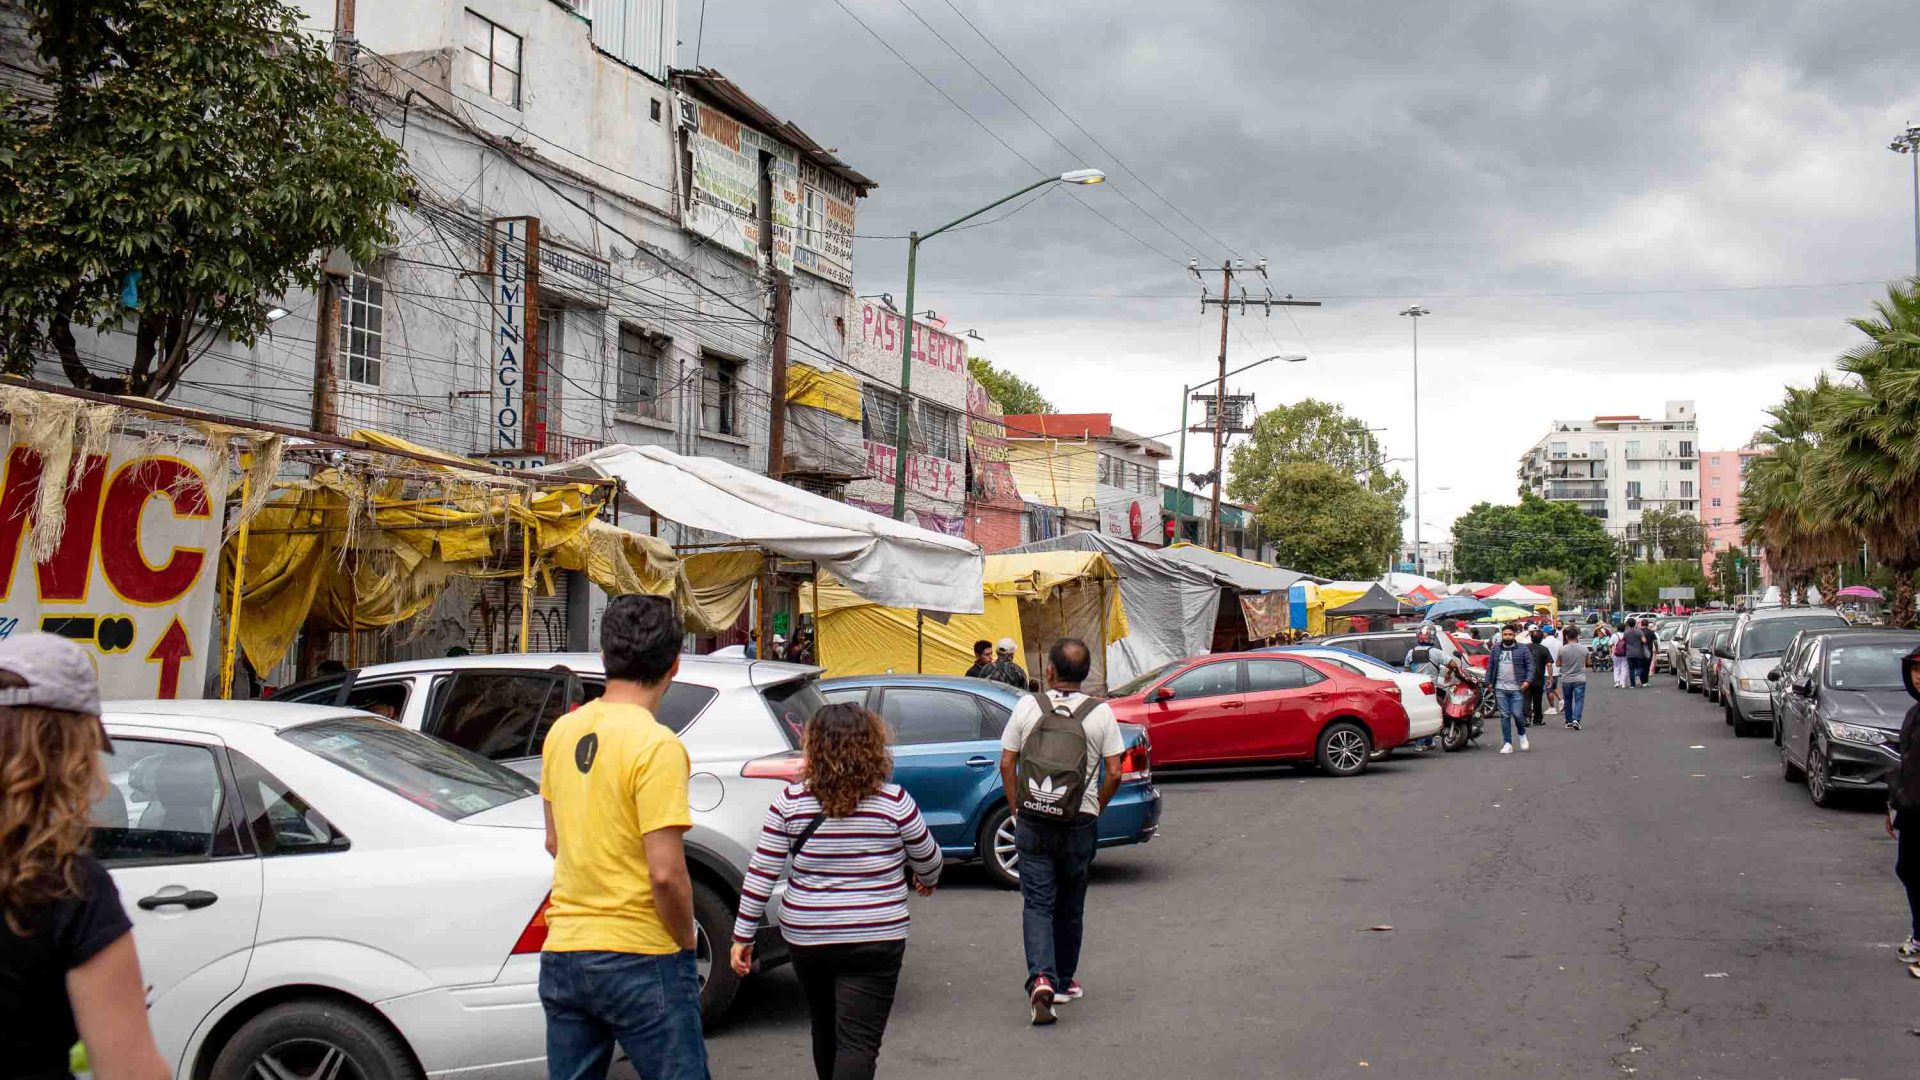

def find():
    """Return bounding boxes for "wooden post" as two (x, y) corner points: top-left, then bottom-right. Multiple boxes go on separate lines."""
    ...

(220, 449), (253, 699)
(519, 500), (532, 653)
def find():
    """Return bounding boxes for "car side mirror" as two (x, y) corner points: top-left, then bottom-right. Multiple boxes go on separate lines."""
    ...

(1766, 668), (1781, 682)
(1149, 686), (1176, 703)
(1794, 678), (1816, 698)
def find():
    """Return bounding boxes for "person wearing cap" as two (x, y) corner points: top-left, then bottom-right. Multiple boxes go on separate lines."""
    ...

(0, 634), (170, 1080)
(987, 638), (1029, 690)
(1888, 646), (1920, 965)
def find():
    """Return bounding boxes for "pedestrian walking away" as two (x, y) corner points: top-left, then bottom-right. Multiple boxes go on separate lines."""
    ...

(1611, 626), (1630, 688)
(1526, 629), (1553, 728)
(1541, 626), (1563, 715)
(1558, 627), (1590, 731)
(1485, 623), (1534, 754)
(539, 595), (710, 1080)
(1888, 646), (1920, 967)
(0, 633), (170, 1080)
(731, 703), (943, 1080)
(989, 638), (1030, 690)
(965, 640), (996, 680)
(1623, 619), (1654, 688)
(999, 638), (1127, 1025)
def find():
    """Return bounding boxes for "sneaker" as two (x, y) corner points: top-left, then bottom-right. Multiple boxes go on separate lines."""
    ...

(1898, 937), (1920, 963)
(1029, 978), (1057, 1025)
(1571, 721), (1582, 731)
(1518, 734), (1531, 751)
(1500, 742), (1514, 754)
(1055, 980), (1085, 1004)
(1546, 706), (1560, 715)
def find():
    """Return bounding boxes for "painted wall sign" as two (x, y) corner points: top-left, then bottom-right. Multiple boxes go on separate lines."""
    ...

(490, 217), (540, 453)
(795, 160), (856, 287)
(0, 430), (228, 698)
(684, 100), (799, 274)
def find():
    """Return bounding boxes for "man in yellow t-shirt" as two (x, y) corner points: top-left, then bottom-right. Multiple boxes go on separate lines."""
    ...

(538, 594), (709, 1080)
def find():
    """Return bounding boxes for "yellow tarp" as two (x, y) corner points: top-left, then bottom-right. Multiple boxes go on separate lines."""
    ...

(814, 594), (1026, 679)
(785, 362), (863, 421)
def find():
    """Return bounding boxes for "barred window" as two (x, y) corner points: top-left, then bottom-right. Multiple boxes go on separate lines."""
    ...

(861, 385), (902, 443)
(339, 271), (384, 387)
(916, 402), (960, 460)
(617, 326), (666, 419)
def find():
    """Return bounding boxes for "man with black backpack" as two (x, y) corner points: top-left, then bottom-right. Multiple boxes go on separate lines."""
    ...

(997, 638), (1126, 1026)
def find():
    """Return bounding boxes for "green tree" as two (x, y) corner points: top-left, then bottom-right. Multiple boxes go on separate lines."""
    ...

(1623, 560), (1710, 610)
(1227, 398), (1406, 507)
(1742, 377), (1848, 607)
(0, 0), (409, 397)
(1249, 462), (1400, 581)
(1451, 494), (1617, 589)
(967, 356), (1052, 416)
(1710, 546), (1747, 605)
(1514, 566), (1574, 605)
(1637, 505), (1704, 563)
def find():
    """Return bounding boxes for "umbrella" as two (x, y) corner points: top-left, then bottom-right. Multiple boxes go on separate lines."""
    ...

(1423, 595), (1491, 621)
(1836, 585), (1882, 600)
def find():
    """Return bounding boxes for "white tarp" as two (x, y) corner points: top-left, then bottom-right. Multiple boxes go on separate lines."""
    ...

(1382, 571), (1448, 594)
(1161, 542), (1321, 592)
(1487, 580), (1555, 605)
(555, 445), (984, 614)
(1003, 531), (1219, 685)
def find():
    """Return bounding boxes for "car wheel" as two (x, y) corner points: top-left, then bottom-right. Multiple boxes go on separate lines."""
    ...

(1780, 738), (1805, 782)
(978, 803), (1021, 890)
(1316, 721), (1372, 777)
(1806, 738), (1841, 808)
(692, 879), (741, 1025)
(209, 1000), (419, 1080)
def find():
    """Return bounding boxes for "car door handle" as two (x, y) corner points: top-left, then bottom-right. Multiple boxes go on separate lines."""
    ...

(137, 889), (218, 912)
(1220, 701), (1244, 710)
(965, 756), (994, 768)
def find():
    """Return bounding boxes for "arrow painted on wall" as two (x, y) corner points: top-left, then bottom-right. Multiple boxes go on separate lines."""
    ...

(145, 617), (192, 699)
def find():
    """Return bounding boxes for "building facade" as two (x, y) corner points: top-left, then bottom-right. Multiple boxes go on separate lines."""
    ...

(1396, 539), (1455, 580)
(1004, 414), (1168, 546)
(1160, 486), (1275, 561)
(839, 301), (972, 534)
(1700, 445), (1768, 571)
(1517, 400), (1700, 557)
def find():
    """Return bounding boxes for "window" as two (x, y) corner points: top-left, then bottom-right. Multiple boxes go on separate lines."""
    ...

(700, 354), (741, 436)
(761, 679), (828, 747)
(1711, 455), (1722, 466)
(1711, 497), (1722, 508)
(464, 10), (522, 108)
(339, 271), (384, 387)
(803, 187), (829, 250)
(1550, 441), (1567, 458)
(344, 680), (409, 722)
(821, 688), (867, 709)
(1710, 475), (1721, 487)
(228, 751), (347, 855)
(617, 326), (666, 419)
(283, 717), (537, 820)
(1590, 441), (1606, 458)
(917, 401), (960, 460)
(649, 98), (663, 123)
(430, 671), (568, 761)
(91, 740), (240, 863)
(861, 384), (902, 443)
(878, 688), (988, 744)
(1624, 440), (1640, 458)
(1679, 440), (1693, 457)
(1164, 662), (1240, 700)
(1625, 481), (1642, 499)
(1245, 659), (1323, 692)
(1680, 481), (1693, 498)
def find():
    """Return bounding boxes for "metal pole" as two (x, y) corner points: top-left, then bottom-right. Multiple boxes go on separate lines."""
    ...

(1911, 143), (1919, 278)
(1209, 265), (1230, 551)
(1175, 385), (1188, 543)
(220, 449), (253, 699)
(891, 234), (919, 520)
(1412, 313), (1421, 577)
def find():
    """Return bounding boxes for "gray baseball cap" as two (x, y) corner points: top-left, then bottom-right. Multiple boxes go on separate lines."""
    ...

(0, 633), (104, 717)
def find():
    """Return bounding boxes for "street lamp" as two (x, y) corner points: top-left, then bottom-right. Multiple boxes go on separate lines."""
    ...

(891, 169), (1106, 519)
(1173, 353), (1306, 544)
(1400, 304), (1431, 573)
(1892, 125), (1920, 278)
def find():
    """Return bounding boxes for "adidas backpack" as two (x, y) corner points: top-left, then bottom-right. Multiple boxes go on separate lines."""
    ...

(1014, 692), (1103, 822)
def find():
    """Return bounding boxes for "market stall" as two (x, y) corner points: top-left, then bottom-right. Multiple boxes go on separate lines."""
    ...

(1003, 531), (1218, 686)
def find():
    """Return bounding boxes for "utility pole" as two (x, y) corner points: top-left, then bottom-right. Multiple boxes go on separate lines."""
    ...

(758, 272), (792, 663)
(1193, 259), (1319, 550)
(1400, 305), (1430, 575)
(309, 0), (358, 437)
(1891, 125), (1920, 278)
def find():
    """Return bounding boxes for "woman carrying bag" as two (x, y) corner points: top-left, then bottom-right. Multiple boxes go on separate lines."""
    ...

(731, 704), (942, 1080)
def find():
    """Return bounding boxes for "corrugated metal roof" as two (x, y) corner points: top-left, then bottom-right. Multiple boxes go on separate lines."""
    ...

(673, 67), (876, 194)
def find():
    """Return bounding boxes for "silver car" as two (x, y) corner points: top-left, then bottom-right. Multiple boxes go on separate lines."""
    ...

(1718, 608), (1851, 738)
(274, 652), (824, 1022)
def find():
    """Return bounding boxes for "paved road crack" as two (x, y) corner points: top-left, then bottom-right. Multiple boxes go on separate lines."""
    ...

(1607, 900), (1684, 1074)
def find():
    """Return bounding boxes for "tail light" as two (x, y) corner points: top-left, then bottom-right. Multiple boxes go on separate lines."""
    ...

(741, 750), (807, 782)
(1376, 684), (1402, 698)
(1118, 741), (1152, 783)
(511, 894), (551, 955)
(1417, 680), (1434, 695)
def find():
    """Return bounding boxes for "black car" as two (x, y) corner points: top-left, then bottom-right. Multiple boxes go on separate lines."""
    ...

(1774, 629), (1920, 807)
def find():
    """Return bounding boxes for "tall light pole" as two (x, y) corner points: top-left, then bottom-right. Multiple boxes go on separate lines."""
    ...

(1892, 125), (1920, 279)
(1174, 354), (1305, 544)
(891, 169), (1107, 519)
(1399, 304), (1431, 573)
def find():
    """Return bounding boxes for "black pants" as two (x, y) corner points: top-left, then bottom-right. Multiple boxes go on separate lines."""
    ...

(1898, 820), (1920, 940)
(788, 939), (906, 1080)
(1526, 680), (1546, 724)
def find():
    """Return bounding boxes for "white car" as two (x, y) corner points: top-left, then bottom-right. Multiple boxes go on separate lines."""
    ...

(1266, 645), (1444, 747)
(95, 700), (551, 1080)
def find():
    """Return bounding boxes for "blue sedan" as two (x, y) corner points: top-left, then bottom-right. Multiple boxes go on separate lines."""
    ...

(820, 674), (1163, 888)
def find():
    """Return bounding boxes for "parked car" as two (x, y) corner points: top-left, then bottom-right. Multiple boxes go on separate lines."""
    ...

(1766, 625), (1854, 737)
(1104, 652), (1411, 775)
(1717, 608), (1852, 737)
(1317, 630), (1418, 669)
(816, 674), (1160, 888)
(94, 702), (552, 1080)
(274, 652), (825, 1021)
(1261, 644), (1443, 749)
(1652, 620), (1686, 674)
(1703, 627), (1735, 703)
(1676, 613), (1738, 692)
(1773, 629), (1920, 806)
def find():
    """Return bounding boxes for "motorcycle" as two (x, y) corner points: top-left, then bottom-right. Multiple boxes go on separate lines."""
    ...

(1415, 646), (1487, 752)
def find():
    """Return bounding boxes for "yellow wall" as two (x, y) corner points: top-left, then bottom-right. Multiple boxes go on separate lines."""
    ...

(1007, 438), (1097, 511)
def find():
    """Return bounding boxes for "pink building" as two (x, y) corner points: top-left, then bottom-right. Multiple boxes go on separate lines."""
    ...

(1700, 446), (1768, 574)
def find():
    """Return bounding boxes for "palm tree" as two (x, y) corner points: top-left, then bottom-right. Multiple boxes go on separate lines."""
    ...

(1808, 281), (1920, 627)
(1743, 377), (1849, 607)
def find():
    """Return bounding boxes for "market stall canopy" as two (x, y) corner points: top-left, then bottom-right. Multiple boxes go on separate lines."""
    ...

(1836, 585), (1883, 599)
(1484, 580), (1557, 607)
(552, 444), (984, 614)
(1002, 531), (1219, 685)
(1451, 581), (1495, 596)
(1403, 584), (1443, 605)
(1160, 542), (1325, 591)
(1324, 583), (1414, 617)
(1383, 571), (1447, 595)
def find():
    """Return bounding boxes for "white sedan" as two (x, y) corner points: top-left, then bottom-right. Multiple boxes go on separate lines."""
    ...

(96, 700), (553, 1080)
(1265, 645), (1444, 747)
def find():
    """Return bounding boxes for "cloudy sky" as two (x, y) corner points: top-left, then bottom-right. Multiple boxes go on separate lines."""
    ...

(680, 0), (1918, 539)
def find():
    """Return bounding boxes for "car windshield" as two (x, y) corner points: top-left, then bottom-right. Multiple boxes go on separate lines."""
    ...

(763, 678), (828, 747)
(1112, 660), (1183, 697)
(1688, 629), (1716, 646)
(1825, 643), (1914, 691)
(1740, 617), (1848, 659)
(282, 716), (537, 820)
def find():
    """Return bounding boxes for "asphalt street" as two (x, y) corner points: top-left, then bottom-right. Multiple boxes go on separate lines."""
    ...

(705, 676), (1918, 1079)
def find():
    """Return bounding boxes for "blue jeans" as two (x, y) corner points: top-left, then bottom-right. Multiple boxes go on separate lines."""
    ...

(540, 949), (710, 1080)
(1563, 681), (1587, 725)
(1627, 656), (1650, 686)
(1495, 688), (1527, 744)
(1016, 815), (1097, 991)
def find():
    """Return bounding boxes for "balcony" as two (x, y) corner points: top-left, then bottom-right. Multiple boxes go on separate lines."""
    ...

(1547, 480), (1608, 500)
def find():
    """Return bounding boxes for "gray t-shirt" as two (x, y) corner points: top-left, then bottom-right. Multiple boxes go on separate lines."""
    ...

(1493, 644), (1523, 692)
(1558, 642), (1590, 683)
(1001, 689), (1127, 818)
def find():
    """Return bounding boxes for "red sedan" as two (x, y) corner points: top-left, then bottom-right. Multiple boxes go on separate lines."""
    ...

(1106, 652), (1411, 776)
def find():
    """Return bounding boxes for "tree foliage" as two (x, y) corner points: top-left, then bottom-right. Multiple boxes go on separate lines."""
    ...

(1451, 494), (1617, 589)
(1249, 462), (1400, 581)
(1637, 505), (1705, 563)
(1710, 546), (1748, 605)
(0, 0), (410, 397)
(967, 356), (1052, 417)
(1622, 560), (1710, 610)
(1227, 398), (1406, 506)
(1514, 566), (1573, 604)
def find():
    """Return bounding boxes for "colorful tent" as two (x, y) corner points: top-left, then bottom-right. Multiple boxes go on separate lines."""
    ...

(1403, 584), (1443, 605)
(1003, 532), (1219, 687)
(1325, 583), (1414, 617)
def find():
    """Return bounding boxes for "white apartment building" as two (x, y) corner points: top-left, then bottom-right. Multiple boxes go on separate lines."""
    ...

(1516, 401), (1699, 557)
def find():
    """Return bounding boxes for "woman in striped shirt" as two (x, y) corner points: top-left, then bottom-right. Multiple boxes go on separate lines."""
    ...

(730, 703), (942, 1080)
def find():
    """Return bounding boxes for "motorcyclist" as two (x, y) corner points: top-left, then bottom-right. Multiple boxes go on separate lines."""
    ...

(1403, 624), (1457, 751)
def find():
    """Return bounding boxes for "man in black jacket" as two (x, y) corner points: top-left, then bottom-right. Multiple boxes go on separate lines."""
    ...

(1889, 645), (1920, 965)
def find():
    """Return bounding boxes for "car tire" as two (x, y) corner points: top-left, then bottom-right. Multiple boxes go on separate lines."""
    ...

(1806, 738), (1842, 808)
(692, 879), (741, 1025)
(1315, 721), (1372, 777)
(978, 804), (1021, 890)
(209, 1000), (419, 1080)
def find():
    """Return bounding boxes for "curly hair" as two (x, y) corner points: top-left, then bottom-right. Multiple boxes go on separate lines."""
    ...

(0, 670), (107, 936)
(801, 703), (893, 818)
